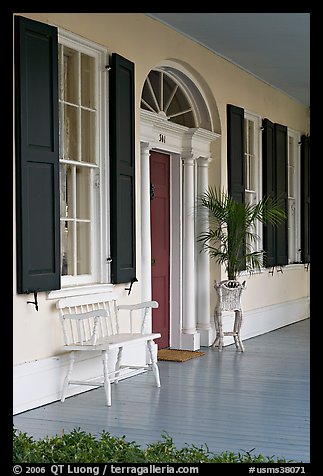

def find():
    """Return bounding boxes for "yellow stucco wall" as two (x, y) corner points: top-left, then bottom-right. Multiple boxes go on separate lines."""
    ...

(13, 13), (310, 365)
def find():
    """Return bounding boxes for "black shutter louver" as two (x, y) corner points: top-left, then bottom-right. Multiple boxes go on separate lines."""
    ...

(301, 135), (310, 263)
(275, 124), (288, 266)
(262, 119), (276, 268)
(227, 104), (245, 204)
(110, 53), (136, 284)
(227, 104), (245, 269)
(15, 16), (60, 293)
(262, 119), (288, 267)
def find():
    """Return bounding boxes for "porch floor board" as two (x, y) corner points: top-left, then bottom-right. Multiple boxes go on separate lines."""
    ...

(13, 319), (310, 462)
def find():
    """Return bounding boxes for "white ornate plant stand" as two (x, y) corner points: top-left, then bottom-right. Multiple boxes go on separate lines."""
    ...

(212, 280), (246, 352)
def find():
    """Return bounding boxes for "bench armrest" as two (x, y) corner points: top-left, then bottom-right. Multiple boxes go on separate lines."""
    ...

(117, 301), (158, 311)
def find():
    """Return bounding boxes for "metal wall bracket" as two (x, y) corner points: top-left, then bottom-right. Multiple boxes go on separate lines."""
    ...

(27, 292), (39, 311)
(125, 277), (138, 295)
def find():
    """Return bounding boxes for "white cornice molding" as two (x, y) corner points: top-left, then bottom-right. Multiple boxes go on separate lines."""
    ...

(140, 110), (220, 157)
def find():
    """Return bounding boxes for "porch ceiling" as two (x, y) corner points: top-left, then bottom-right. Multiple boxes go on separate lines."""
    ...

(146, 13), (310, 107)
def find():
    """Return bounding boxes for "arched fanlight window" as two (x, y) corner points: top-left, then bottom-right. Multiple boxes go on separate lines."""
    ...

(141, 70), (197, 128)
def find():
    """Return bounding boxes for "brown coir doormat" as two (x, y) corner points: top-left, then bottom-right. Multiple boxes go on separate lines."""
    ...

(157, 349), (205, 362)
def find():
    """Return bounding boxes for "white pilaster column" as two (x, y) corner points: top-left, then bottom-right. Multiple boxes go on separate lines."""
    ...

(196, 157), (214, 346)
(140, 142), (152, 332)
(181, 155), (200, 350)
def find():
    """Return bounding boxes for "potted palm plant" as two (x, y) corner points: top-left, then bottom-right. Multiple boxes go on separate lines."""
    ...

(197, 186), (286, 351)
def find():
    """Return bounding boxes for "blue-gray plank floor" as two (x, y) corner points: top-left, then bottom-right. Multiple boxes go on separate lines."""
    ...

(13, 319), (310, 462)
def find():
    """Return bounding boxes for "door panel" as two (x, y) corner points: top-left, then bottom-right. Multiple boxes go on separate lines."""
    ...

(150, 151), (170, 349)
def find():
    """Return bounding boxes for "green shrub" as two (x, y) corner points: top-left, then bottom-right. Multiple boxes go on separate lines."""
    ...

(13, 427), (295, 463)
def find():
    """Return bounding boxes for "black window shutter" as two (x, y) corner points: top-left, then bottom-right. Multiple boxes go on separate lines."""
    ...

(227, 104), (245, 270)
(262, 120), (288, 267)
(109, 53), (136, 284)
(15, 16), (60, 294)
(274, 124), (288, 266)
(301, 135), (310, 263)
(227, 104), (245, 204)
(262, 119), (276, 267)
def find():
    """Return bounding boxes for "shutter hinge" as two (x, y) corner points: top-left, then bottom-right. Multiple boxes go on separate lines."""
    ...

(94, 178), (100, 189)
(105, 65), (111, 71)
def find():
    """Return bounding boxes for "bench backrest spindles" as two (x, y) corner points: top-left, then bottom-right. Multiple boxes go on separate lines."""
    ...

(57, 293), (121, 346)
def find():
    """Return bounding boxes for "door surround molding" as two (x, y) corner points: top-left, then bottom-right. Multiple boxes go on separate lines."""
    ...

(140, 109), (219, 349)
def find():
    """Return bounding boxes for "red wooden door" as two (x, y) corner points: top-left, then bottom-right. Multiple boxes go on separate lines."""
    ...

(150, 151), (170, 349)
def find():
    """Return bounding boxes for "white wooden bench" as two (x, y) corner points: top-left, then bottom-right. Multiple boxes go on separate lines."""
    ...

(56, 293), (161, 406)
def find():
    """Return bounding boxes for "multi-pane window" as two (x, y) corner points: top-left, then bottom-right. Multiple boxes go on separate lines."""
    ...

(287, 130), (301, 264)
(141, 70), (197, 128)
(244, 117), (257, 205)
(58, 35), (106, 285)
(243, 113), (262, 252)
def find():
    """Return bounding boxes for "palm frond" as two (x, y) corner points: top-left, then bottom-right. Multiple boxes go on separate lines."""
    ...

(196, 186), (287, 280)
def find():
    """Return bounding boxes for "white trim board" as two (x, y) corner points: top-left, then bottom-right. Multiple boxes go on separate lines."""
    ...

(218, 297), (310, 347)
(13, 298), (309, 414)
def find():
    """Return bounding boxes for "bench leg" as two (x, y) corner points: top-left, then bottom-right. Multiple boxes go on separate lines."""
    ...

(115, 347), (123, 384)
(147, 340), (161, 387)
(61, 351), (75, 402)
(102, 350), (111, 406)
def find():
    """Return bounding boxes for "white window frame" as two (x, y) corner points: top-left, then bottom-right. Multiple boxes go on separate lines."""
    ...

(244, 110), (263, 254)
(57, 29), (110, 288)
(287, 128), (301, 264)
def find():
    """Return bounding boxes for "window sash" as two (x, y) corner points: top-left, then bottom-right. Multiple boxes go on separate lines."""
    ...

(58, 31), (108, 287)
(287, 129), (301, 264)
(244, 112), (262, 253)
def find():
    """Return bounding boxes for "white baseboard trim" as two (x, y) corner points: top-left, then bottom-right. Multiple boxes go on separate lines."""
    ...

(13, 343), (152, 415)
(220, 296), (310, 347)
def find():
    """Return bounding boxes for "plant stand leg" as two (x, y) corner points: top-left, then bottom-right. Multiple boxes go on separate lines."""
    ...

(147, 340), (161, 387)
(102, 350), (112, 406)
(212, 307), (219, 348)
(212, 308), (223, 351)
(61, 351), (75, 402)
(233, 309), (244, 352)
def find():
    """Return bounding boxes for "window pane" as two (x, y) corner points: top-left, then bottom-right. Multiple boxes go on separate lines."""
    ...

(167, 86), (194, 127)
(64, 105), (78, 160)
(58, 44), (63, 101)
(81, 109), (96, 163)
(244, 119), (256, 191)
(244, 119), (249, 154)
(245, 155), (251, 190)
(63, 47), (79, 105)
(248, 121), (254, 155)
(76, 166), (91, 219)
(288, 167), (295, 198)
(60, 163), (74, 219)
(288, 137), (295, 198)
(147, 70), (161, 108)
(288, 198), (296, 263)
(61, 220), (74, 276)
(77, 222), (91, 274)
(81, 53), (95, 109)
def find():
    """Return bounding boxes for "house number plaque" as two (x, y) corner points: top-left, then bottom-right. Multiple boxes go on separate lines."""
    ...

(158, 133), (166, 143)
